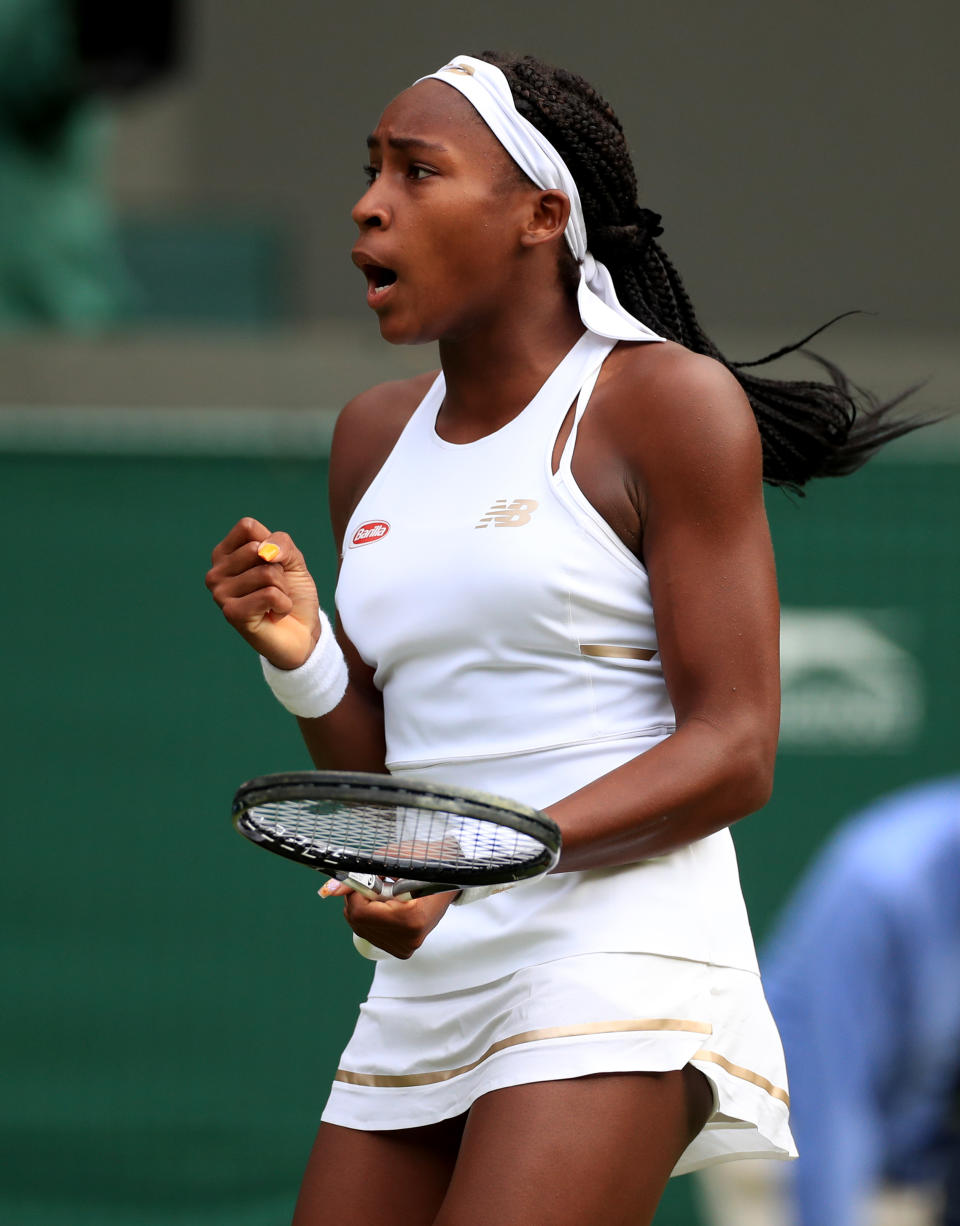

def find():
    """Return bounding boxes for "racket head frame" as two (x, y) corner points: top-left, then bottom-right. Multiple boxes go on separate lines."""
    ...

(232, 769), (562, 887)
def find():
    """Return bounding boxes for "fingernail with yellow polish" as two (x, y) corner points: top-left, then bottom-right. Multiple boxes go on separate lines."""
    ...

(258, 542), (280, 562)
(318, 879), (341, 898)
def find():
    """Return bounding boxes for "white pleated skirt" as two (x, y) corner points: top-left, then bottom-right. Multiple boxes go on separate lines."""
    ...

(322, 951), (797, 1174)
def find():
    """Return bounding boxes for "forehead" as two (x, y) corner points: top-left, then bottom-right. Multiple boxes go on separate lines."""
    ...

(369, 79), (509, 163)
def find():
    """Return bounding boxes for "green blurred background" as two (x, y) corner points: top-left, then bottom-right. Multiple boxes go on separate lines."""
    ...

(3, 443), (957, 1225)
(1, 1), (958, 1223)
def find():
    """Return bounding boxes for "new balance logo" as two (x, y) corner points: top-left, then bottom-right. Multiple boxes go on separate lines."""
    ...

(474, 498), (540, 529)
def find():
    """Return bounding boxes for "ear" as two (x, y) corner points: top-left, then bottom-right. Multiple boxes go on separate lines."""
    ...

(519, 189), (571, 249)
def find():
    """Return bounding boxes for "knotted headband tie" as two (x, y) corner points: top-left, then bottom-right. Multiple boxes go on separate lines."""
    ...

(415, 55), (664, 345)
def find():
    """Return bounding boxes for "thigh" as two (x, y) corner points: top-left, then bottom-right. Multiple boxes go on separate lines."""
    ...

(293, 1117), (465, 1226)
(435, 1067), (713, 1226)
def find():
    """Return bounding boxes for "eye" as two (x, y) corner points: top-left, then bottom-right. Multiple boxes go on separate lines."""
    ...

(408, 165), (435, 181)
(362, 163), (380, 186)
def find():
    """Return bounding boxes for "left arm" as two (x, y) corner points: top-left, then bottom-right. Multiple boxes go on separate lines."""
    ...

(550, 348), (780, 869)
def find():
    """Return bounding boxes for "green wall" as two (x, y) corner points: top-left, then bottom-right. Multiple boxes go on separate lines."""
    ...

(3, 450), (957, 1224)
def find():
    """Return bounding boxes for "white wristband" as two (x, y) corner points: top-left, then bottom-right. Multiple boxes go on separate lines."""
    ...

(260, 609), (349, 718)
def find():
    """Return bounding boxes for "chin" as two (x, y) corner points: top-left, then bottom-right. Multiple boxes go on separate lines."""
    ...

(375, 312), (441, 347)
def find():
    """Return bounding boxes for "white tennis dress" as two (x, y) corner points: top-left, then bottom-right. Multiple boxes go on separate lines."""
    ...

(327, 330), (796, 1171)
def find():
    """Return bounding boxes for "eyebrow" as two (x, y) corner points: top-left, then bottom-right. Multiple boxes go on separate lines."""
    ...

(366, 134), (449, 154)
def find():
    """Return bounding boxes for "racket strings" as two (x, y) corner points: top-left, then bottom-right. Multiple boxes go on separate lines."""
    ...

(248, 798), (545, 873)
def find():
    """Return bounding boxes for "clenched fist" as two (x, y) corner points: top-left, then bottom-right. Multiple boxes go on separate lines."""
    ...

(205, 517), (321, 670)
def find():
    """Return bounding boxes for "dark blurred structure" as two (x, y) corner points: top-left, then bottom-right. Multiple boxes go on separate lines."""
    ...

(72, 0), (181, 95)
(0, 0), (180, 327)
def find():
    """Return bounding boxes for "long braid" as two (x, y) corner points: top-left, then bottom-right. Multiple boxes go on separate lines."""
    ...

(480, 50), (931, 492)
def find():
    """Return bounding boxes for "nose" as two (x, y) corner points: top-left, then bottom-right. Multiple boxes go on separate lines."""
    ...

(352, 182), (390, 230)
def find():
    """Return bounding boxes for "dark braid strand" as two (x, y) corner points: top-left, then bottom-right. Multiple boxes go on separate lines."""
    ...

(479, 51), (933, 492)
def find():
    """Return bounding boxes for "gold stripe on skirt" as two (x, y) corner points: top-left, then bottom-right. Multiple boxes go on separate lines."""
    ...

(691, 1048), (790, 1106)
(335, 1017), (713, 1087)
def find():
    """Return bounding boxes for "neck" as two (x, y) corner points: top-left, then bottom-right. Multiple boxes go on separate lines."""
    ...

(436, 291), (585, 442)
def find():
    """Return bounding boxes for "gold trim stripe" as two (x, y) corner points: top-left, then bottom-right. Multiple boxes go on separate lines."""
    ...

(691, 1049), (790, 1106)
(579, 643), (657, 661)
(335, 1018), (713, 1088)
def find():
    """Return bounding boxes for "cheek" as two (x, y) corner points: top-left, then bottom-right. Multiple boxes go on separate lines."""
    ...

(429, 201), (517, 277)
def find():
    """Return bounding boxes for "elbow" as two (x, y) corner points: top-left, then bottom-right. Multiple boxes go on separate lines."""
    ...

(738, 758), (775, 817)
(729, 728), (777, 818)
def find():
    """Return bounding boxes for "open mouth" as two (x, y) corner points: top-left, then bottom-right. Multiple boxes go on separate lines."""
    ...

(364, 264), (398, 296)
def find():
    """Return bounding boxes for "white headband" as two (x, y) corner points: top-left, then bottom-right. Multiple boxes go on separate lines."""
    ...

(416, 55), (663, 346)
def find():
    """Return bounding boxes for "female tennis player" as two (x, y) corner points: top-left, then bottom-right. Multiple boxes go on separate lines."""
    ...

(206, 53), (925, 1225)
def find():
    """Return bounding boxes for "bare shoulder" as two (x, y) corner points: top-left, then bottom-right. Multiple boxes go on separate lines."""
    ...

(600, 341), (760, 458)
(329, 370), (438, 547)
(585, 341), (762, 508)
(332, 370), (437, 455)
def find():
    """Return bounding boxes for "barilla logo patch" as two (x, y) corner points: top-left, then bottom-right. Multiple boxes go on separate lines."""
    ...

(350, 520), (390, 547)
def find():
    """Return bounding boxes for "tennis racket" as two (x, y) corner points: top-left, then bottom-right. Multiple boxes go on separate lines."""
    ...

(232, 768), (561, 908)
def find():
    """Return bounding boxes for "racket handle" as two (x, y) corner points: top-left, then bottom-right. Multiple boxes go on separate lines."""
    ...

(338, 873), (382, 900)
(386, 879), (447, 899)
(338, 874), (420, 901)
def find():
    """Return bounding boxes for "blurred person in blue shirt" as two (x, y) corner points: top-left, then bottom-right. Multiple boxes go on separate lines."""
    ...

(762, 776), (960, 1225)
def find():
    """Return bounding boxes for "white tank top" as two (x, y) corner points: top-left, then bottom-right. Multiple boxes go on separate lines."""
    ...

(336, 331), (760, 993)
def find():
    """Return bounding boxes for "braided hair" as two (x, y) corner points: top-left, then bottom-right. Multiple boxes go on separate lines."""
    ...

(480, 51), (928, 492)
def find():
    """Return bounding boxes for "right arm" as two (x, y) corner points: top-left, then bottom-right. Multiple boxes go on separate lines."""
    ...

(292, 372), (436, 769)
(204, 514), (387, 772)
(204, 376), (433, 773)
(205, 376), (456, 956)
